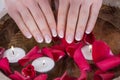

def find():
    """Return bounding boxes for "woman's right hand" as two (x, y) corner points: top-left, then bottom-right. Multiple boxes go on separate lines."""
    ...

(5, 0), (57, 43)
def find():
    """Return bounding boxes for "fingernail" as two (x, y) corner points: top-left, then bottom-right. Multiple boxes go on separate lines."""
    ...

(75, 33), (82, 41)
(86, 31), (91, 34)
(36, 35), (43, 43)
(58, 31), (64, 38)
(66, 35), (73, 44)
(26, 33), (32, 39)
(45, 35), (51, 43)
(52, 29), (57, 37)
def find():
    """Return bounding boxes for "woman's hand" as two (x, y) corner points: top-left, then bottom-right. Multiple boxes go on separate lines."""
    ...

(5, 0), (57, 43)
(57, 0), (103, 43)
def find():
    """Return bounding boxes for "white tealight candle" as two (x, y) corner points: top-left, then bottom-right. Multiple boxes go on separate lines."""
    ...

(32, 57), (55, 73)
(81, 45), (92, 60)
(3, 46), (26, 63)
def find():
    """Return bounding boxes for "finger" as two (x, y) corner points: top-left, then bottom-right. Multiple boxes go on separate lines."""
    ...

(8, 11), (32, 39)
(16, 1), (43, 43)
(57, 0), (69, 38)
(75, 2), (91, 41)
(85, 1), (102, 34)
(5, 0), (32, 39)
(54, 0), (59, 12)
(23, 0), (51, 43)
(38, 0), (57, 37)
(65, 2), (80, 43)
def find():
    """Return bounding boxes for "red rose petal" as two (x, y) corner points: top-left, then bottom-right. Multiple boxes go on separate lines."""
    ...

(18, 46), (43, 66)
(0, 48), (5, 59)
(83, 33), (95, 44)
(94, 72), (115, 80)
(96, 56), (120, 72)
(0, 58), (12, 75)
(61, 38), (70, 48)
(66, 43), (80, 57)
(92, 41), (113, 63)
(22, 64), (36, 79)
(42, 47), (65, 61)
(9, 71), (28, 80)
(34, 74), (48, 80)
(73, 44), (91, 71)
(92, 41), (120, 72)
(51, 45), (65, 51)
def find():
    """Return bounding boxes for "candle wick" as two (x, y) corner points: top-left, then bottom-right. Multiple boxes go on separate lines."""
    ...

(89, 45), (92, 53)
(90, 49), (92, 53)
(43, 62), (45, 65)
(43, 60), (46, 65)
(12, 50), (15, 55)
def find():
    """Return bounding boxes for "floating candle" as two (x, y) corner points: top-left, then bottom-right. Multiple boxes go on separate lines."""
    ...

(3, 46), (26, 63)
(32, 57), (55, 73)
(81, 45), (92, 60)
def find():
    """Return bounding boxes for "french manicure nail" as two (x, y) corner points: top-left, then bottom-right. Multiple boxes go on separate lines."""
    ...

(59, 31), (64, 38)
(86, 31), (91, 34)
(45, 35), (51, 43)
(66, 35), (73, 44)
(26, 33), (32, 39)
(52, 29), (57, 37)
(36, 35), (43, 43)
(75, 33), (82, 41)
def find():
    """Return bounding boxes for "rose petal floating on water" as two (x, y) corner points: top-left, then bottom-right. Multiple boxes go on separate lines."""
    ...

(42, 47), (65, 62)
(34, 74), (48, 80)
(96, 56), (120, 72)
(94, 70), (115, 80)
(0, 58), (12, 75)
(18, 46), (43, 66)
(73, 44), (91, 71)
(9, 71), (28, 80)
(66, 43), (81, 57)
(22, 64), (36, 79)
(83, 33), (95, 44)
(92, 41), (120, 72)
(92, 41), (114, 63)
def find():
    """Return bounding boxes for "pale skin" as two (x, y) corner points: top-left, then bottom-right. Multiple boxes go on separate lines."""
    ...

(5, 0), (103, 44)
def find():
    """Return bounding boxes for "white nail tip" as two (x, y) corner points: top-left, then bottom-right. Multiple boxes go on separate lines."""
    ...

(37, 38), (43, 43)
(52, 29), (57, 37)
(75, 37), (81, 41)
(66, 36), (73, 44)
(36, 36), (43, 43)
(75, 34), (82, 41)
(45, 35), (51, 43)
(59, 31), (64, 38)
(26, 34), (32, 39)
(86, 31), (91, 34)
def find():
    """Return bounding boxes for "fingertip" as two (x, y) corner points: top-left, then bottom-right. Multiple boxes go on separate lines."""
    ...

(51, 29), (57, 37)
(66, 35), (73, 44)
(75, 33), (82, 41)
(36, 35), (43, 43)
(26, 34), (32, 39)
(58, 30), (64, 38)
(85, 30), (91, 34)
(44, 35), (52, 43)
